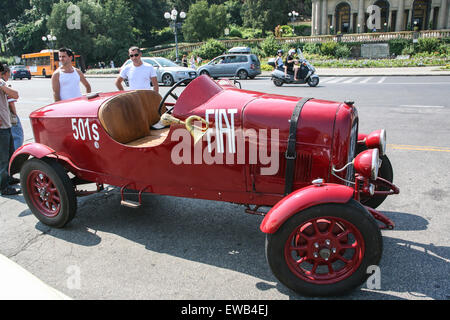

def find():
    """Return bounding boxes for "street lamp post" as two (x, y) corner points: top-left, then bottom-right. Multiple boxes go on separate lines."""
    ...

(164, 9), (186, 64)
(42, 34), (57, 50)
(288, 10), (299, 35)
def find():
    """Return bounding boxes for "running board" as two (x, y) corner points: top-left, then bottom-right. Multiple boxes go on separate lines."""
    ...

(120, 183), (153, 209)
(120, 200), (141, 208)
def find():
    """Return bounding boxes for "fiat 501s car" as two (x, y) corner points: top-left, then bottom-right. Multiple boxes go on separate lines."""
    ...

(9, 75), (399, 297)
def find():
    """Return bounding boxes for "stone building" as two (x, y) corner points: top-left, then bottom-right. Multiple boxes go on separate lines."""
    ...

(311, 0), (450, 35)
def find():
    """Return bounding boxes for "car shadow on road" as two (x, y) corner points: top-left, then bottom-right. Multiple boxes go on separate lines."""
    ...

(32, 190), (449, 300)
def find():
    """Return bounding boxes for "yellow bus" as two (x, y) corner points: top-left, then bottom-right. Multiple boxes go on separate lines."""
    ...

(22, 49), (80, 77)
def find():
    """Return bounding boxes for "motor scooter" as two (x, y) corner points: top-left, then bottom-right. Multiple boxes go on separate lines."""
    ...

(268, 49), (319, 87)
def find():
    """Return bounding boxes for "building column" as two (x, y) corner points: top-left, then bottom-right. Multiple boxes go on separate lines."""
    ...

(437, 0), (448, 29)
(396, 0), (405, 31)
(349, 10), (354, 33)
(429, 7), (434, 29)
(311, 0), (316, 35)
(322, 0), (328, 34)
(408, 7), (413, 28)
(357, 0), (365, 33)
(388, 9), (393, 31)
(316, 0), (322, 35)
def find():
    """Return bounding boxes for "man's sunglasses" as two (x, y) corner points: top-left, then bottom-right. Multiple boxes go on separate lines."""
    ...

(129, 53), (140, 58)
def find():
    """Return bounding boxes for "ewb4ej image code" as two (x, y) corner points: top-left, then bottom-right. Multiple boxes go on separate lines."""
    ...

(180, 304), (269, 318)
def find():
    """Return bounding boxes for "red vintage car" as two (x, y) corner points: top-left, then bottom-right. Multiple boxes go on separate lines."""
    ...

(9, 75), (399, 296)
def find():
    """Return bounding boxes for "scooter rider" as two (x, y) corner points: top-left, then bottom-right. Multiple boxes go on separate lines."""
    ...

(284, 49), (300, 81)
(275, 50), (284, 70)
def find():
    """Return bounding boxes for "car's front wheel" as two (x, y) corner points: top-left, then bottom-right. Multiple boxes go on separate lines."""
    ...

(199, 70), (210, 77)
(162, 73), (174, 86)
(21, 158), (77, 228)
(266, 200), (382, 296)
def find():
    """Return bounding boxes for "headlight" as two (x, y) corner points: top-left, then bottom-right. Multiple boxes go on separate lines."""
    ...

(353, 148), (380, 179)
(176, 71), (187, 76)
(365, 129), (386, 156)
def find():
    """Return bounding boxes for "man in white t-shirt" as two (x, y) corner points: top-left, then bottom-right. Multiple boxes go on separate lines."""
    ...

(115, 47), (159, 94)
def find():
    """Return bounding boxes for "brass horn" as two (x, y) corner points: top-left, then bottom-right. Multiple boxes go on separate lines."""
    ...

(160, 113), (209, 144)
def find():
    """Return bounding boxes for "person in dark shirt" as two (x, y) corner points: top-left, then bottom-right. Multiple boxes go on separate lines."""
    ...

(284, 49), (300, 81)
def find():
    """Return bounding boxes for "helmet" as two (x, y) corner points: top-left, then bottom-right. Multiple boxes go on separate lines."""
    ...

(277, 49), (283, 54)
(288, 49), (295, 55)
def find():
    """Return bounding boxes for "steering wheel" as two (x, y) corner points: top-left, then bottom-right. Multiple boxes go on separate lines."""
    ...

(158, 78), (193, 116)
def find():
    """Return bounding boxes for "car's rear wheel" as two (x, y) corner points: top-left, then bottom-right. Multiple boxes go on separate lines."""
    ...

(266, 200), (382, 296)
(162, 73), (174, 86)
(21, 158), (77, 228)
(199, 70), (210, 77)
(237, 69), (248, 80)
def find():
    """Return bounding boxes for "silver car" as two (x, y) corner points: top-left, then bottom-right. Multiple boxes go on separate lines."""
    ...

(197, 54), (261, 80)
(120, 57), (197, 86)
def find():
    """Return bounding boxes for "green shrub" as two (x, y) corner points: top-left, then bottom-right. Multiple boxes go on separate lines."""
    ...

(388, 38), (411, 56)
(417, 37), (440, 54)
(335, 44), (351, 58)
(293, 25), (311, 36)
(260, 35), (280, 57)
(192, 39), (226, 60)
(320, 41), (338, 56)
(401, 44), (415, 56)
(228, 26), (243, 38)
(279, 25), (294, 37)
(303, 42), (321, 55)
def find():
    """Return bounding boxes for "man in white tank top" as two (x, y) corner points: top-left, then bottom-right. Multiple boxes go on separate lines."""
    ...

(51, 48), (91, 102)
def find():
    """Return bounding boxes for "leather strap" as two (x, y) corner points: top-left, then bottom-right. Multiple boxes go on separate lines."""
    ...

(284, 97), (313, 195)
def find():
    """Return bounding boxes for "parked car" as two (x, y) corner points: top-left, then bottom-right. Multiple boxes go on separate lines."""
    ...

(10, 75), (399, 297)
(120, 57), (197, 86)
(10, 65), (32, 80)
(197, 53), (261, 80)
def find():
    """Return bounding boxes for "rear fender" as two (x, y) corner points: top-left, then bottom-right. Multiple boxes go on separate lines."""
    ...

(260, 183), (355, 234)
(9, 143), (57, 176)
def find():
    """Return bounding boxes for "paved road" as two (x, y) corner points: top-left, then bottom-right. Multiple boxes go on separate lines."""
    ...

(1, 76), (449, 300)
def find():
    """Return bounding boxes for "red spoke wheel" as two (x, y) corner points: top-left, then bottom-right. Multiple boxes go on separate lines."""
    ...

(266, 200), (382, 296)
(21, 158), (77, 228)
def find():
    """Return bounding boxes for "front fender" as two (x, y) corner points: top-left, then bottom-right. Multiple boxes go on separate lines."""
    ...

(8, 143), (56, 176)
(260, 183), (355, 234)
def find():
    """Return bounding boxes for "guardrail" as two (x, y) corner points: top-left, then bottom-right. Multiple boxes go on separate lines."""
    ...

(147, 29), (450, 56)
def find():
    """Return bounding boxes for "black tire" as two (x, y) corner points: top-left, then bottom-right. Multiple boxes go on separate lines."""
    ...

(21, 158), (77, 228)
(307, 76), (319, 87)
(199, 70), (210, 77)
(237, 69), (248, 80)
(273, 79), (283, 87)
(162, 73), (174, 86)
(266, 200), (382, 297)
(42, 69), (46, 77)
(356, 145), (394, 209)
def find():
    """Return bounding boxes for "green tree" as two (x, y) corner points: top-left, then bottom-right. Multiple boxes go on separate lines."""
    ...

(224, 0), (243, 25)
(47, 0), (136, 68)
(241, 0), (289, 36)
(182, 0), (227, 42)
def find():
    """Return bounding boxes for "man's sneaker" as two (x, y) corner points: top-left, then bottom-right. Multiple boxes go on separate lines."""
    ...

(8, 177), (20, 185)
(1, 186), (21, 196)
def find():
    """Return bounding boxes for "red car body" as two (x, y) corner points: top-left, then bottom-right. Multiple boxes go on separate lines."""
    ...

(9, 75), (399, 296)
